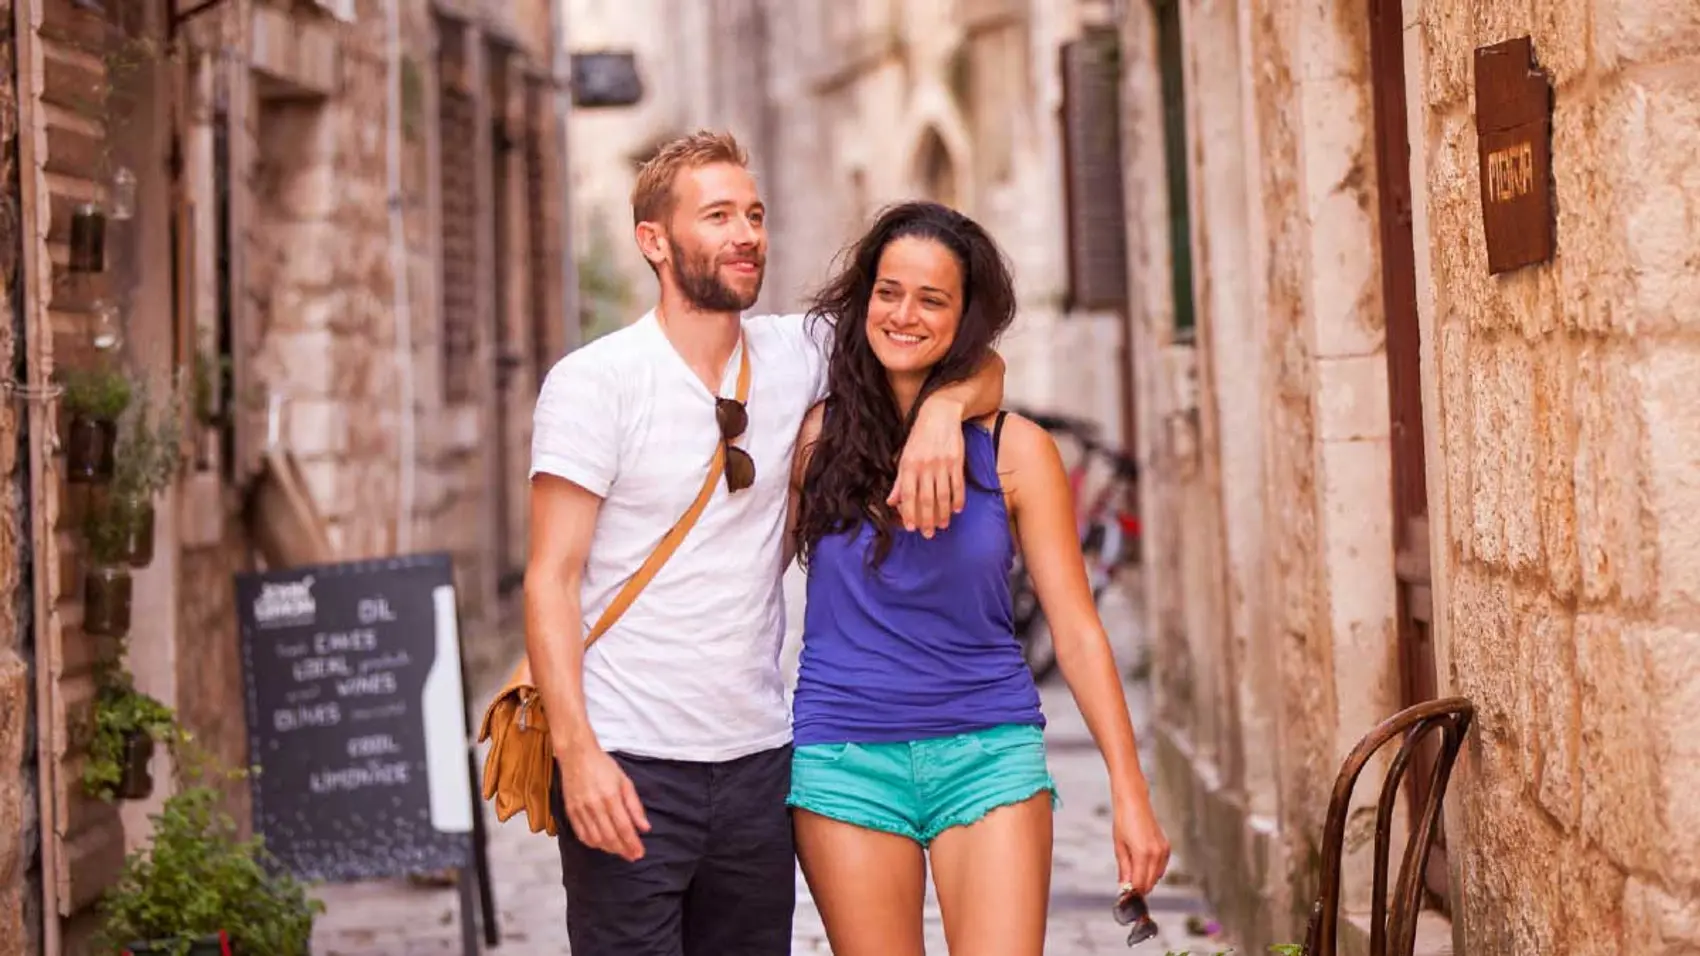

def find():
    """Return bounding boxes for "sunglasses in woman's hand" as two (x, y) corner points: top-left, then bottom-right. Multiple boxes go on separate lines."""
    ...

(1113, 884), (1160, 946)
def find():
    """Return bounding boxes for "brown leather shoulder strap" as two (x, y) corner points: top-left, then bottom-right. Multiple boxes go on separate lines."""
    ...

(583, 336), (750, 647)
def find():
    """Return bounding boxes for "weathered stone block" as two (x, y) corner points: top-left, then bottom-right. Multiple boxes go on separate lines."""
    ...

(1314, 355), (1390, 442)
(1438, 321), (1475, 562)
(285, 397), (348, 458)
(1298, 74), (1384, 359)
(1533, 339), (1580, 598)
(1421, 0), (1475, 108)
(1601, 68), (1700, 335)
(1637, 347), (1700, 620)
(1576, 614), (1661, 873)
(1468, 347), (1506, 568)
(1572, 343), (1655, 606)
(1446, 563), (1517, 740)
(1553, 98), (1626, 337)
(1623, 877), (1700, 953)
(1637, 627), (1700, 886)
(278, 160), (339, 221)
(1556, 845), (1629, 956)
(1595, 0), (1700, 71)
(1527, 607), (1580, 828)
(1531, 0), (1594, 88)
(0, 653), (26, 773)
(1316, 438), (1395, 647)
(1457, 777), (1564, 956)
(272, 327), (337, 397)
(1496, 341), (1540, 572)
(274, 221), (346, 290)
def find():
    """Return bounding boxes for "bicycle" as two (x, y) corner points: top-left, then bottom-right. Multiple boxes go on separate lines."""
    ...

(1005, 409), (1142, 682)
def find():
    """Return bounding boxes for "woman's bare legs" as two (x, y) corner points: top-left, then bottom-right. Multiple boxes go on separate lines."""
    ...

(927, 793), (1054, 955)
(793, 809), (928, 956)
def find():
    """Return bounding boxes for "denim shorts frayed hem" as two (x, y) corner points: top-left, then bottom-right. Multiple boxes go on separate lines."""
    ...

(785, 723), (1061, 847)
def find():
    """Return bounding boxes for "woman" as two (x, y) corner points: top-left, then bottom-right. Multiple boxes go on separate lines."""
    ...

(786, 200), (1170, 955)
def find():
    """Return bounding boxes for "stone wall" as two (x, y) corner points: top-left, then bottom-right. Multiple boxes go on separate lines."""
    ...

(0, 3), (41, 953)
(1411, 2), (1700, 951)
(1123, 0), (1407, 948)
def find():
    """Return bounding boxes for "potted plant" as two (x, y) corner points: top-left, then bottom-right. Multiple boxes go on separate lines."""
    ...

(61, 364), (133, 484)
(102, 380), (185, 567)
(83, 668), (177, 802)
(83, 489), (138, 637)
(95, 778), (324, 956)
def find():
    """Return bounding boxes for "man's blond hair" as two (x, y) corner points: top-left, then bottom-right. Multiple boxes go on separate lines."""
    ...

(631, 129), (750, 227)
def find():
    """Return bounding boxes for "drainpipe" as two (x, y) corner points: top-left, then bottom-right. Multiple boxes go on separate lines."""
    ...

(550, 0), (581, 355)
(386, 0), (416, 550)
(13, 0), (62, 951)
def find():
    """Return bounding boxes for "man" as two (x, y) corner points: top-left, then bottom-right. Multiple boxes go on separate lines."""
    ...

(524, 129), (1005, 955)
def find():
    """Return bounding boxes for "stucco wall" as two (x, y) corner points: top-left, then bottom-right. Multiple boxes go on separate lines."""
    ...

(1413, 1), (1700, 951)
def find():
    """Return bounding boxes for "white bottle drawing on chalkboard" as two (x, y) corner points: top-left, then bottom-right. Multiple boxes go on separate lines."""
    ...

(423, 585), (474, 834)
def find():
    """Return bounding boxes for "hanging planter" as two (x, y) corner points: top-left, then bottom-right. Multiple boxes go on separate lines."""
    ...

(69, 201), (107, 273)
(82, 673), (176, 803)
(66, 416), (119, 483)
(84, 563), (134, 637)
(120, 497), (156, 567)
(96, 376), (183, 568)
(60, 366), (133, 484)
(90, 489), (157, 568)
(117, 730), (156, 800)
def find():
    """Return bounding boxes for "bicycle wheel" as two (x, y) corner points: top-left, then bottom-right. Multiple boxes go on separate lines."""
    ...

(1008, 558), (1059, 682)
(1019, 610), (1061, 683)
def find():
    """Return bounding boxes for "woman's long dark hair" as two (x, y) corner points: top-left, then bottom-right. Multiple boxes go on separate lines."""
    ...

(793, 200), (1017, 569)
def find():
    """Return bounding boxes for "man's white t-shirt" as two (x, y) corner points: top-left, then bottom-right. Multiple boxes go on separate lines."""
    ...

(530, 310), (831, 762)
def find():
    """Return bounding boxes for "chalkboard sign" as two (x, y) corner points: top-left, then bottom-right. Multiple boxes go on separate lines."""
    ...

(236, 553), (475, 884)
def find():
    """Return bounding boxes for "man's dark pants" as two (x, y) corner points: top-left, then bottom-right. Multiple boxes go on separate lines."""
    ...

(549, 744), (796, 956)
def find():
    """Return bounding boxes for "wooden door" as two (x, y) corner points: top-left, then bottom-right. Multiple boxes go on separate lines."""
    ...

(1367, 0), (1448, 908)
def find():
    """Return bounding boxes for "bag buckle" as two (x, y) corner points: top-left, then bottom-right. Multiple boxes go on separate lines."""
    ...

(517, 694), (536, 732)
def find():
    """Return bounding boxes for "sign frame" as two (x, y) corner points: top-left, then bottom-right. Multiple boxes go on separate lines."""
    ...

(235, 552), (500, 953)
(1473, 36), (1556, 275)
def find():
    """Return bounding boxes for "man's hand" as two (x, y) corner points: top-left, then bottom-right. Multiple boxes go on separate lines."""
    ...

(558, 744), (651, 861)
(889, 397), (967, 538)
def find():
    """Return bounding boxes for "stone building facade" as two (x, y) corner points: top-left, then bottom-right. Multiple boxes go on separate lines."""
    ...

(565, 0), (1135, 439)
(1119, 0), (1700, 952)
(2, 0), (576, 952)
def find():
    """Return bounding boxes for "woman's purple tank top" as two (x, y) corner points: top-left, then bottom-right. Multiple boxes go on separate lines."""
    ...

(791, 418), (1046, 747)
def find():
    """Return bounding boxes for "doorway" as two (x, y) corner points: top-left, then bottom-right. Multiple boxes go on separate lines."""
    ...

(1367, 0), (1447, 908)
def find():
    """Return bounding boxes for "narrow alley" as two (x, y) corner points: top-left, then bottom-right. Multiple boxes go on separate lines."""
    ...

(309, 585), (1229, 956)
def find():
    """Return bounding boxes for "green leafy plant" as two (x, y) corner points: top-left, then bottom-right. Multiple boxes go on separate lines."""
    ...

(95, 766), (324, 955)
(82, 667), (178, 800)
(113, 378), (186, 496)
(83, 377), (185, 563)
(61, 364), (133, 422)
(191, 352), (230, 427)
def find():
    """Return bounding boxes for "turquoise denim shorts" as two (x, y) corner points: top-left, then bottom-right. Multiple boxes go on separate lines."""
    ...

(786, 723), (1060, 846)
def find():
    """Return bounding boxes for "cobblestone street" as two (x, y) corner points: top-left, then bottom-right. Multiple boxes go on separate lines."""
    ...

(310, 577), (1228, 955)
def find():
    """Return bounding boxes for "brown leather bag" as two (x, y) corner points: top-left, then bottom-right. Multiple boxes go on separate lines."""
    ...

(477, 341), (750, 836)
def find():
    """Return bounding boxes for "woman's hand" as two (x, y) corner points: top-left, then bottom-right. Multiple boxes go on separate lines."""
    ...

(1113, 790), (1171, 896)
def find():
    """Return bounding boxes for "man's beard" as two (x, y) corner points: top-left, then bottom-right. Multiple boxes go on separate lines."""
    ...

(671, 244), (763, 312)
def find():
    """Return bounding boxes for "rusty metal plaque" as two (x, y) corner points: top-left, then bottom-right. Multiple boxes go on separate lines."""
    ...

(1474, 37), (1555, 275)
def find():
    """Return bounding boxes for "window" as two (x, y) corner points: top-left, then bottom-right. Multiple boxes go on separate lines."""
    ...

(1154, 0), (1196, 336)
(1059, 26), (1130, 313)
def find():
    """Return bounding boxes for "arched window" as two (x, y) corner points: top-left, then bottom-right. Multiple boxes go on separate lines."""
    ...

(914, 127), (957, 208)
